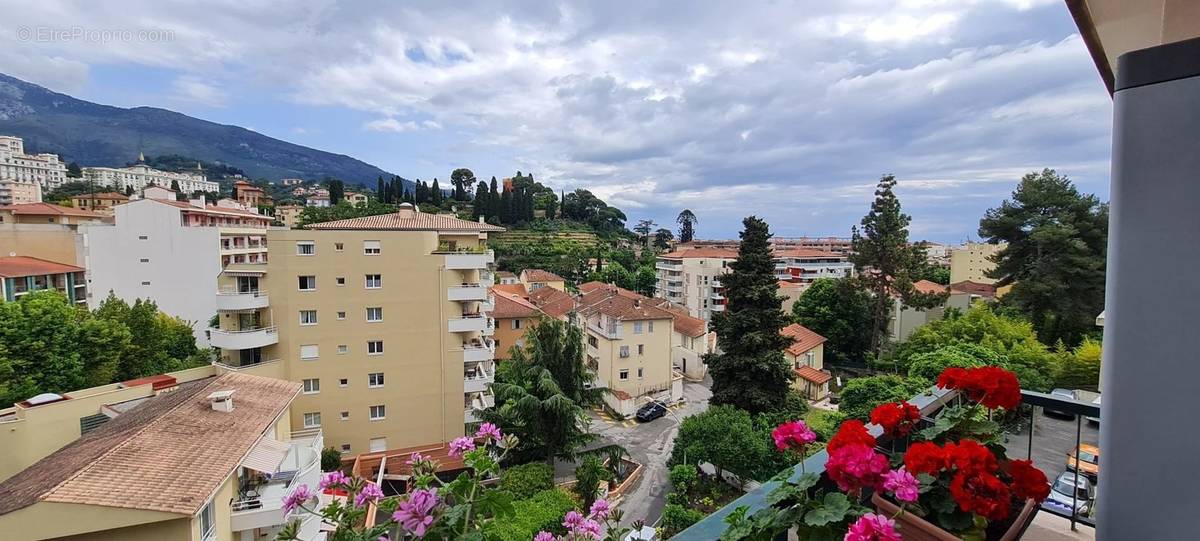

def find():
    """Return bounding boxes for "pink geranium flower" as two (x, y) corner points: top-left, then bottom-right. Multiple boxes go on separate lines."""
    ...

(844, 513), (902, 541)
(589, 499), (611, 520)
(825, 444), (890, 495)
(883, 467), (920, 503)
(282, 484), (313, 515)
(533, 532), (556, 541)
(394, 488), (440, 538)
(318, 470), (349, 491)
(772, 420), (818, 451)
(355, 482), (385, 507)
(448, 436), (476, 458)
(407, 451), (428, 466)
(475, 422), (503, 443)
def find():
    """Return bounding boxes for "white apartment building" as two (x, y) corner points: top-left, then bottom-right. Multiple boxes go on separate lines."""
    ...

(655, 248), (736, 323)
(82, 160), (218, 195)
(773, 248), (854, 284)
(83, 186), (271, 345)
(0, 135), (67, 194)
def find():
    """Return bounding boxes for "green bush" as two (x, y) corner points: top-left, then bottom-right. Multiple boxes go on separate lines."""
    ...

(320, 447), (342, 472)
(661, 503), (705, 537)
(484, 488), (578, 541)
(838, 375), (929, 420)
(573, 455), (613, 508)
(499, 462), (555, 499)
(669, 464), (700, 495)
(803, 409), (846, 442)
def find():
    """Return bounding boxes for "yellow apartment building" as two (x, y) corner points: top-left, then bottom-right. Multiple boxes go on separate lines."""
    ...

(0, 202), (110, 227)
(70, 191), (130, 214)
(491, 283), (541, 360)
(949, 241), (1006, 284)
(209, 203), (503, 457)
(781, 323), (831, 401)
(275, 204), (304, 228)
(0, 370), (324, 541)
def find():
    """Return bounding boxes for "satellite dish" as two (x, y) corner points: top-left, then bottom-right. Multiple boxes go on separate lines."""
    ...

(8, 252), (15, 257)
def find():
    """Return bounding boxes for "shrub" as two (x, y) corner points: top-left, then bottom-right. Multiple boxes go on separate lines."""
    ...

(1055, 338), (1102, 391)
(668, 464), (700, 495)
(499, 462), (555, 499)
(803, 409), (846, 442)
(320, 447), (342, 472)
(838, 375), (928, 420)
(573, 455), (613, 508)
(484, 488), (578, 541)
(661, 503), (705, 537)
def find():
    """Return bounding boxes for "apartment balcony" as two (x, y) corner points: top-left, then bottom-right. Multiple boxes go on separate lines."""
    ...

(464, 391), (495, 423)
(448, 314), (489, 333)
(710, 304), (725, 312)
(223, 261), (268, 275)
(462, 340), (495, 362)
(215, 288), (269, 311)
(672, 389), (1101, 541)
(480, 295), (495, 313)
(439, 249), (495, 270)
(208, 326), (278, 350)
(656, 260), (683, 271)
(710, 290), (725, 300)
(448, 283), (489, 301)
(229, 429), (323, 532)
(665, 283), (683, 293)
(464, 363), (494, 393)
(711, 278), (723, 288)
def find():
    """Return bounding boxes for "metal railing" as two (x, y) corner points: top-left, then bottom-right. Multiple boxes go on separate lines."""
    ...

(210, 325), (277, 335)
(673, 387), (1097, 539)
(216, 287), (265, 296)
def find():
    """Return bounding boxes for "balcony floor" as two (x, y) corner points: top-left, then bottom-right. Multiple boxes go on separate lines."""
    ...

(1024, 512), (1094, 541)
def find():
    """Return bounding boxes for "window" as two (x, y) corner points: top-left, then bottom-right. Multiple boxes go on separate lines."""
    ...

(298, 275), (316, 290)
(341, 443), (351, 452)
(335, 242), (344, 251)
(338, 344), (348, 354)
(337, 311), (346, 320)
(300, 344), (319, 360)
(619, 345), (630, 358)
(339, 378), (348, 387)
(369, 405), (386, 420)
(634, 322), (644, 334)
(199, 500), (215, 540)
(364, 240), (381, 255)
(638, 344), (645, 355)
(369, 437), (388, 452)
(619, 369), (629, 380)
(649, 321), (655, 333)
(336, 277), (346, 286)
(139, 258), (150, 263)
(302, 378), (320, 394)
(638, 367), (644, 379)
(303, 412), (322, 428)
(299, 310), (317, 325)
(512, 319), (522, 330)
(588, 336), (598, 348)
(141, 281), (151, 286)
(365, 274), (382, 288)
(138, 235), (149, 240)
(366, 307), (383, 322)
(296, 241), (315, 255)
(368, 340), (384, 355)
(368, 372), (385, 388)
(340, 411), (349, 420)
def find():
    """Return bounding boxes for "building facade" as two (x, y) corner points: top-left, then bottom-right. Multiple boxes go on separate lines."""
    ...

(949, 241), (1006, 285)
(209, 203), (503, 457)
(0, 202), (109, 228)
(781, 323), (831, 401)
(491, 284), (539, 361)
(275, 204), (304, 228)
(773, 248), (854, 284)
(0, 136), (67, 194)
(70, 192), (129, 214)
(234, 180), (267, 207)
(654, 248), (736, 323)
(0, 256), (87, 304)
(82, 161), (218, 195)
(0, 181), (41, 206)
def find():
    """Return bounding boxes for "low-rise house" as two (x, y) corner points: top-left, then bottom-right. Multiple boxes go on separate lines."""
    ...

(491, 284), (541, 361)
(890, 279), (949, 342)
(528, 285), (576, 321)
(345, 192), (369, 206)
(947, 280), (997, 311)
(69, 192), (129, 214)
(778, 280), (805, 311)
(495, 271), (519, 285)
(520, 268), (566, 291)
(781, 323), (832, 401)
(275, 204), (304, 228)
(647, 298), (713, 381)
(306, 194), (331, 207)
(0, 371), (324, 541)
(0, 202), (110, 228)
(234, 180), (267, 207)
(0, 256), (86, 304)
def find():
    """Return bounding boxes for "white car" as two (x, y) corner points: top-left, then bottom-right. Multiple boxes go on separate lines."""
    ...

(1041, 471), (1094, 516)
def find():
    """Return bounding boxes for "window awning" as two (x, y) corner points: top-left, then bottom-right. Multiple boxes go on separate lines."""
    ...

(241, 436), (290, 474)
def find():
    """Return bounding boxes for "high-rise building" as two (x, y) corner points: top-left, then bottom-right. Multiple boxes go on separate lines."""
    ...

(0, 180), (41, 205)
(654, 248), (736, 323)
(949, 241), (1006, 285)
(0, 136), (67, 195)
(209, 203), (503, 456)
(82, 158), (218, 195)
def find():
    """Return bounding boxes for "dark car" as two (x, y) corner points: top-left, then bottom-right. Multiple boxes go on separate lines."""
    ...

(1043, 388), (1078, 419)
(635, 401), (668, 422)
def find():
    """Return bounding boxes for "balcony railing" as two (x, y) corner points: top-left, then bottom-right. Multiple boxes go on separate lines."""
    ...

(215, 288), (269, 311)
(463, 340), (495, 362)
(673, 388), (1100, 540)
(464, 364), (494, 393)
(208, 326), (278, 350)
(448, 314), (489, 333)
(229, 430), (324, 532)
(448, 283), (490, 301)
(439, 249), (495, 270)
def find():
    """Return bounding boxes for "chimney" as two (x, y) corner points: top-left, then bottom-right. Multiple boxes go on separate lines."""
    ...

(397, 202), (416, 218)
(479, 215), (486, 223)
(207, 390), (236, 413)
(189, 195), (206, 209)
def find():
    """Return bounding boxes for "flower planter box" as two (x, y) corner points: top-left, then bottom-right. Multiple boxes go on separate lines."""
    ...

(872, 493), (1038, 541)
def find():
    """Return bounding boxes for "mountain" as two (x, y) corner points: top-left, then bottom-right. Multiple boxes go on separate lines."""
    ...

(0, 73), (402, 186)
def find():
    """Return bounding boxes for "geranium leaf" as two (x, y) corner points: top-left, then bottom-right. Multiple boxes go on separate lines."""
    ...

(803, 493), (851, 526)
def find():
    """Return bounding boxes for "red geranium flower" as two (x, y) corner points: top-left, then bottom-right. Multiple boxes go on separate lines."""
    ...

(903, 441), (949, 475)
(870, 401), (921, 438)
(828, 419), (876, 452)
(1005, 459), (1051, 503)
(946, 440), (998, 474)
(950, 470), (1012, 521)
(936, 366), (1022, 410)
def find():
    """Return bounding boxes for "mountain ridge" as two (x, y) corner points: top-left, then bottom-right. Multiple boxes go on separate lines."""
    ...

(0, 72), (404, 187)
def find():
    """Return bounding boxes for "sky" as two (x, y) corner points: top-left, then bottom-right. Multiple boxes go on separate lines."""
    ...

(0, 0), (1112, 242)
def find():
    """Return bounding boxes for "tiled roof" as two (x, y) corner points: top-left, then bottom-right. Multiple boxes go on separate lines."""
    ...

(778, 280), (803, 289)
(305, 207), (504, 232)
(70, 192), (128, 200)
(646, 299), (707, 337)
(949, 280), (997, 297)
(496, 271), (517, 278)
(0, 202), (107, 218)
(529, 287), (577, 319)
(0, 256), (83, 278)
(913, 279), (949, 295)
(659, 248), (739, 259)
(781, 323), (827, 357)
(795, 366), (833, 385)
(774, 248), (843, 259)
(578, 286), (674, 322)
(491, 283), (528, 298)
(491, 288), (542, 319)
(520, 269), (565, 283)
(150, 198), (270, 219)
(0, 373), (300, 517)
(577, 281), (608, 294)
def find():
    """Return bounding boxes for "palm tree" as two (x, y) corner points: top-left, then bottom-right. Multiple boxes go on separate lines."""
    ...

(676, 209), (698, 243)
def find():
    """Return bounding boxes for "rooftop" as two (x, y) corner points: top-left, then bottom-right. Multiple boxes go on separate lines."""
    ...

(0, 372), (300, 517)
(659, 247), (740, 259)
(528, 286), (577, 319)
(491, 288), (543, 319)
(520, 268), (566, 283)
(577, 285), (675, 322)
(780, 322), (827, 357)
(0, 256), (84, 278)
(306, 204), (503, 232)
(912, 279), (950, 295)
(148, 198), (270, 219)
(0, 202), (108, 218)
(950, 280), (998, 297)
(70, 192), (128, 201)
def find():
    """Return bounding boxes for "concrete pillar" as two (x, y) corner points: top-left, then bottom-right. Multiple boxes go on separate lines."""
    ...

(1100, 37), (1200, 539)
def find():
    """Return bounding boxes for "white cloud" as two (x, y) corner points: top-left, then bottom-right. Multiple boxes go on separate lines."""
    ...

(363, 118), (419, 132)
(169, 75), (226, 107)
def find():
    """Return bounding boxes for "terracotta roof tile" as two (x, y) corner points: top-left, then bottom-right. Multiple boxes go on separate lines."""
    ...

(306, 207), (503, 232)
(577, 281), (607, 293)
(949, 280), (997, 297)
(520, 269), (565, 283)
(912, 279), (949, 295)
(70, 192), (128, 200)
(0, 202), (107, 218)
(0, 256), (83, 277)
(577, 286), (674, 321)
(659, 248), (739, 259)
(646, 299), (707, 337)
(491, 283), (528, 298)
(794, 366), (833, 384)
(491, 288), (542, 319)
(781, 323), (827, 357)
(529, 287), (576, 319)
(774, 248), (844, 259)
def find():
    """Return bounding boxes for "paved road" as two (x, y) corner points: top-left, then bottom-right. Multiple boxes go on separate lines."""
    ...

(1003, 410), (1100, 483)
(586, 379), (712, 528)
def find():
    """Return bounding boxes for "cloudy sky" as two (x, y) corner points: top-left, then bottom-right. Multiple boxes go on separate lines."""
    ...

(1, 0), (1112, 241)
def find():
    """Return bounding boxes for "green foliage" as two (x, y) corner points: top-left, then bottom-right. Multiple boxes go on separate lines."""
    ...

(661, 504), (706, 537)
(709, 217), (795, 414)
(905, 345), (987, 383)
(499, 462), (556, 500)
(838, 374), (929, 420)
(485, 489), (577, 541)
(573, 455), (613, 509)
(979, 169), (1108, 347)
(1055, 338), (1102, 391)
(669, 405), (786, 482)
(653, 228), (674, 250)
(43, 180), (100, 203)
(93, 293), (206, 381)
(791, 278), (873, 365)
(888, 304), (1057, 391)
(917, 264), (952, 285)
(669, 464), (700, 495)
(802, 409), (846, 442)
(320, 447), (342, 472)
(677, 209), (698, 243)
(560, 189), (627, 232)
(850, 175), (946, 356)
(720, 473), (861, 541)
(296, 200), (397, 226)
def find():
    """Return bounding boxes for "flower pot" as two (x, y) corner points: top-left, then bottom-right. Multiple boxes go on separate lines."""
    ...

(872, 493), (1038, 541)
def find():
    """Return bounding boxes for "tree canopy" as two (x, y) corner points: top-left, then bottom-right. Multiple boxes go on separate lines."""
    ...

(676, 209), (697, 243)
(791, 278), (873, 365)
(979, 169), (1108, 347)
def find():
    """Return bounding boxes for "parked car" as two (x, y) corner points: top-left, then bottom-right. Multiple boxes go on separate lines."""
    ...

(1044, 388), (1078, 418)
(635, 401), (668, 422)
(1066, 443), (1100, 480)
(1042, 471), (1094, 516)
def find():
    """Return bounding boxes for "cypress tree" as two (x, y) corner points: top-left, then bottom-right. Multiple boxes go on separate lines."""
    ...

(431, 178), (443, 205)
(472, 181), (488, 221)
(708, 216), (794, 414)
(500, 189), (514, 224)
(489, 177), (500, 220)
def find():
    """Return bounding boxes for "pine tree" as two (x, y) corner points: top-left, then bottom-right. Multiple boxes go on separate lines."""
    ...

(850, 175), (941, 359)
(500, 189), (514, 224)
(708, 217), (794, 414)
